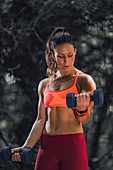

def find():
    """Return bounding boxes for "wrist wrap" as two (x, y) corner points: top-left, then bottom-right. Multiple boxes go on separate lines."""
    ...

(75, 109), (89, 118)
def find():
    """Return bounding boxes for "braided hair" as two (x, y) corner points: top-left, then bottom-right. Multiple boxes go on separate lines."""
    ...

(45, 27), (74, 77)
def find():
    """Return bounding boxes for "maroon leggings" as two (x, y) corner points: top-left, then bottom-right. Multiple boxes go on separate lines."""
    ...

(34, 133), (88, 170)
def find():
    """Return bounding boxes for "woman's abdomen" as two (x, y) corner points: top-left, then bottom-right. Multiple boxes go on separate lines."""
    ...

(43, 107), (83, 135)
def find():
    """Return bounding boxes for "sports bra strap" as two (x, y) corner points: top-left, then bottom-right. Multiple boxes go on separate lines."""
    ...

(73, 70), (80, 85)
(46, 75), (54, 87)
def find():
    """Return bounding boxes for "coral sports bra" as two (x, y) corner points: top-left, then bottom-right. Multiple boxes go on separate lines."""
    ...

(43, 71), (80, 108)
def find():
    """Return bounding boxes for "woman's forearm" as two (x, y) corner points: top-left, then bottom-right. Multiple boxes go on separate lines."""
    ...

(22, 118), (45, 149)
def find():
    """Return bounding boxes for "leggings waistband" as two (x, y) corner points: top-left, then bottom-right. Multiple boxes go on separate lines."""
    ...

(41, 133), (84, 141)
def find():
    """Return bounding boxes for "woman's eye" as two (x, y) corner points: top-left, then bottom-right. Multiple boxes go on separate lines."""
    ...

(68, 55), (73, 57)
(58, 55), (73, 58)
(58, 56), (64, 58)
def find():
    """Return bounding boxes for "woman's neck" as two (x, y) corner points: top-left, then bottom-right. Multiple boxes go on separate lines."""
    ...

(55, 67), (77, 78)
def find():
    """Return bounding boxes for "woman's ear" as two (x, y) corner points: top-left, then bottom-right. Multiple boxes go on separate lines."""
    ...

(74, 48), (77, 55)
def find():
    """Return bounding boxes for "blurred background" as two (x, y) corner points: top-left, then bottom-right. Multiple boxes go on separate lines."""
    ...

(0, 0), (113, 169)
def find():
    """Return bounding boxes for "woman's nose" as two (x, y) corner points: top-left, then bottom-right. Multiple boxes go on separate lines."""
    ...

(64, 57), (68, 63)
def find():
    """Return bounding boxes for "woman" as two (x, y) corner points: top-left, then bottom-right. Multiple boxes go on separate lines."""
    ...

(11, 27), (96, 170)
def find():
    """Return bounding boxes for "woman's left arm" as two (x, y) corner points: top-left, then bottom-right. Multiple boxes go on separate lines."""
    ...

(76, 74), (96, 124)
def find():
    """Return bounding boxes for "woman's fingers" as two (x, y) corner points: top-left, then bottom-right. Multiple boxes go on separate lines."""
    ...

(12, 153), (22, 162)
(76, 93), (90, 110)
(11, 147), (21, 154)
(11, 147), (23, 162)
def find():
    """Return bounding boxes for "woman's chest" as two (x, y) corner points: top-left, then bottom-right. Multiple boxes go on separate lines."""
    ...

(48, 76), (75, 91)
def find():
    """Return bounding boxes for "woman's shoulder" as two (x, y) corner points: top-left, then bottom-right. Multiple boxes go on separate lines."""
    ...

(77, 70), (96, 92)
(38, 77), (50, 95)
(39, 77), (50, 86)
(78, 70), (94, 83)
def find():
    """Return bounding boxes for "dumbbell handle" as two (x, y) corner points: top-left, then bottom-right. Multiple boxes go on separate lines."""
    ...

(89, 94), (94, 102)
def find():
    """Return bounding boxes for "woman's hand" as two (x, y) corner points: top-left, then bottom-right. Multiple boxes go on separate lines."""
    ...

(11, 146), (26, 162)
(76, 93), (90, 111)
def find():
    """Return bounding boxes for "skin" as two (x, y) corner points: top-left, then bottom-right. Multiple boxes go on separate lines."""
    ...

(11, 43), (96, 162)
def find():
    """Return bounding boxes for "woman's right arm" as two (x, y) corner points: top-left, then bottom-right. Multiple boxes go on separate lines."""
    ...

(21, 80), (46, 149)
(11, 80), (46, 161)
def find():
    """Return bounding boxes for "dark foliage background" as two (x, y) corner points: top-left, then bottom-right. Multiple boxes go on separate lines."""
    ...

(0, 0), (113, 169)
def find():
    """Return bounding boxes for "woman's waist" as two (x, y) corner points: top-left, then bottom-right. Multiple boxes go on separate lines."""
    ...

(43, 121), (83, 135)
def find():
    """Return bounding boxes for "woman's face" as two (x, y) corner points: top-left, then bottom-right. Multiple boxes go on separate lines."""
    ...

(54, 43), (76, 73)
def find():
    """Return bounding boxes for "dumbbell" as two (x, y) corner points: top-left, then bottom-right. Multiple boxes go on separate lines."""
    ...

(66, 89), (104, 108)
(0, 146), (34, 164)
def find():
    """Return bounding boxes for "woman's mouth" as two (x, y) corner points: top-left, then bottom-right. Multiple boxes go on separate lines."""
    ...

(64, 66), (69, 68)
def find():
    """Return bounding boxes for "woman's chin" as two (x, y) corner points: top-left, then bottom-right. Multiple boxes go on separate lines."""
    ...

(62, 67), (71, 73)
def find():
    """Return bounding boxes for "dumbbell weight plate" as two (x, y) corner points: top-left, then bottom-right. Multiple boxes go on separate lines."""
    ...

(0, 147), (12, 161)
(21, 149), (34, 164)
(66, 92), (76, 108)
(93, 89), (104, 105)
